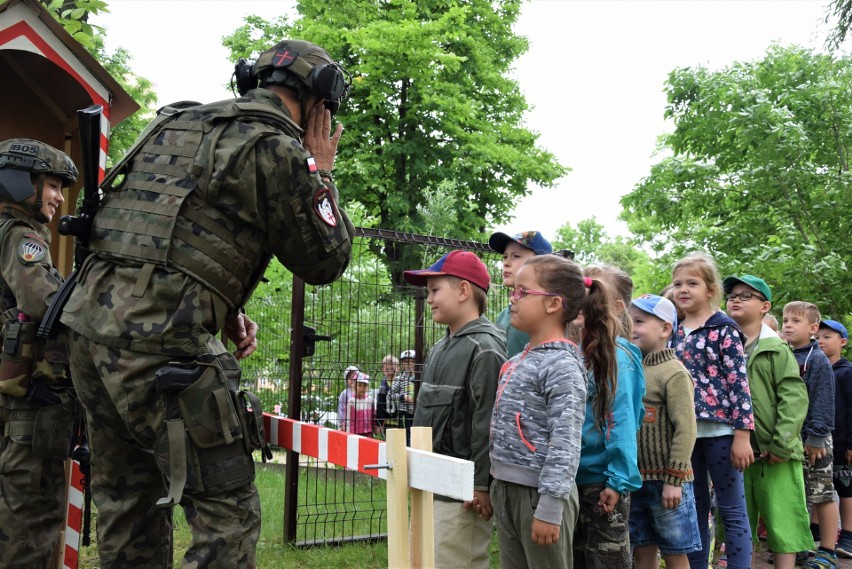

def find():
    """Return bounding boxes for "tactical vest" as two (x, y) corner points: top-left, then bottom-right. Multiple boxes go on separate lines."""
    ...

(89, 97), (299, 310)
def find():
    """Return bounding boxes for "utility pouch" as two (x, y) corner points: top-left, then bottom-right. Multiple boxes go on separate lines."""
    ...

(235, 390), (273, 461)
(31, 395), (75, 459)
(0, 318), (38, 397)
(178, 363), (243, 449)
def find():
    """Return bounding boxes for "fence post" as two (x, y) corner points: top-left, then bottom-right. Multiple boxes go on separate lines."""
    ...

(283, 275), (306, 544)
(386, 429), (410, 567)
(409, 427), (434, 568)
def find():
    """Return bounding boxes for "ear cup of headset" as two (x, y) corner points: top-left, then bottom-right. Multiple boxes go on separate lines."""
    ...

(310, 64), (347, 101)
(234, 59), (256, 96)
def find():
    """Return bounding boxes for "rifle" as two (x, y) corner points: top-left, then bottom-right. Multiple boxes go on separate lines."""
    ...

(37, 105), (103, 340)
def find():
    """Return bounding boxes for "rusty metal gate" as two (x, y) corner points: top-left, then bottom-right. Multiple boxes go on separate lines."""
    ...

(241, 227), (504, 545)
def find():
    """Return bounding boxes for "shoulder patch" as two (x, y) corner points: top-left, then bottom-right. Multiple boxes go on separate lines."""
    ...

(17, 236), (47, 264)
(313, 189), (338, 227)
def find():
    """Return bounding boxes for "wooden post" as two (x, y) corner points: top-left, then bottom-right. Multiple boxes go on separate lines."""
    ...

(386, 429), (410, 567)
(409, 427), (434, 569)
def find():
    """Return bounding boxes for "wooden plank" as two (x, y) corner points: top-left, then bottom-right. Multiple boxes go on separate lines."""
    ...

(385, 429), (410, 568)
(407, 447), (474, 502)
(409, 427), (434, 569)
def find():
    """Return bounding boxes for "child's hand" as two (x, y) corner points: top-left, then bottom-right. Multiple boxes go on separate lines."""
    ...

(597, 487), (620, 513)
(730, 430), (754, 472)
(846, 449), (852, 465)
(805, 444), (826, 466)
(759, 450), (785, 464)
(463, 490), (493, 521)
(531, 518), (560, 546)
(661, 483), (682, 509)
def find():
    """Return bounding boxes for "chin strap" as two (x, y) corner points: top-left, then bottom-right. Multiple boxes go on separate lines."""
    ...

(30, 173), (48, 223)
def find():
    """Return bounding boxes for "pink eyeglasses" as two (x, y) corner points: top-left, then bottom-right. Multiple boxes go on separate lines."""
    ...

(510, 287), (561, 302)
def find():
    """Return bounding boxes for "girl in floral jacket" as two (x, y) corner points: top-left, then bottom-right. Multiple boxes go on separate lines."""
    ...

(671, 253), (754, 569)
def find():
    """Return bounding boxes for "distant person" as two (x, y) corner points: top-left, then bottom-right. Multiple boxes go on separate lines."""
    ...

(724, 276), (813, 569)
(345, 373), (378, 438)
(337, 365), (359, 430)
(670, 253), (754, 569)
(490, 254), (613, 569)
(629, 294), (701, 569)
(404, 250), (507, 569)
(816, 320), (852, 558)
(782, 301), (839, 568)
(763, 312), (780, 334)
(375, 354), (398, 434)
(488, 230), (553, 357)
(387, 349), (416, 440)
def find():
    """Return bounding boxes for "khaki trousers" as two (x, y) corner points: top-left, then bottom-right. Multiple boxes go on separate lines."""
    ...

(434, 499), (493, 569)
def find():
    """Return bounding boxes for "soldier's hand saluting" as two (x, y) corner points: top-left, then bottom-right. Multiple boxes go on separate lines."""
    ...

(303, 102), (343, 172)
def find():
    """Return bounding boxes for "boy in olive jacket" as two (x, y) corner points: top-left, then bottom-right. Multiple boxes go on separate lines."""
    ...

(404, 250), (507, 569)
(724, 275), (814, 567)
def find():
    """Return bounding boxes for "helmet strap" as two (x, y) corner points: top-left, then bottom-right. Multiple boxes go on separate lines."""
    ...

(31, 173), (48, 223)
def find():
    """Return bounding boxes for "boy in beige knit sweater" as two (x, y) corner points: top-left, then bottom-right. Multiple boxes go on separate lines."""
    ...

(629, 294), (701, 569)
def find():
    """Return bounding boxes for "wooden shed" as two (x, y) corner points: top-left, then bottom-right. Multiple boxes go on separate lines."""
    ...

(0, 0), (139, 275)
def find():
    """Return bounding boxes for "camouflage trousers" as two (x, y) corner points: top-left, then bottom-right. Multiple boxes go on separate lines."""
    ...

(0, 396), (67, 569)
(572, 483), (632, 569)
(67, 332), (261, 568)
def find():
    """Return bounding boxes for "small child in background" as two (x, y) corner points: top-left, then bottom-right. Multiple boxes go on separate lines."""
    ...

(345, 373), (378, 438)
(670, 253), (754, 569)
(387, 349), (417, 440)
(783, 301), (839, 568)
(573, 265), (646, 568)
(488, 230), (554, 358)
(763, 313), (780, 334)
(816, 320), (852, 558)
(724, 276), (813, 569)
(629, 294), (701, 569)
(490, 255), (602, 568)
(337, 365), (360, 430)
(404, 250), (507, 569)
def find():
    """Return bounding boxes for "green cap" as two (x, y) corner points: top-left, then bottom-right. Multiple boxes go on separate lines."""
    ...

(722, 275), (771, 301)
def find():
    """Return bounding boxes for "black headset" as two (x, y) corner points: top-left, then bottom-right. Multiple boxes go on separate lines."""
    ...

(233, 50), (351, 115)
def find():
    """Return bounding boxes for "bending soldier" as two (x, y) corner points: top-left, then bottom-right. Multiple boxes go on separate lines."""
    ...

(0, 138), (78, 568)
(59, 39), (354, 567)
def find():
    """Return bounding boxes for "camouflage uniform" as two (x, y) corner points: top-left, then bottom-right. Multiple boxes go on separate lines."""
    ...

(60, 66), (354, 566)
(0, 139), (78, 568)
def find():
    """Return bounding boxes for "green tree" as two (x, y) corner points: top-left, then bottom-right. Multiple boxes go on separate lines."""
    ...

(621, 45), (852, 321)
(826, 0), (852, 49)
(222, 0), (567, 282)
(552, 218), (662, 295)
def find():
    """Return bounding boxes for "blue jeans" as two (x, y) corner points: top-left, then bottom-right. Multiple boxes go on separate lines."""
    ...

(629, 480), (702, 555)
(688, 436), (752, 569)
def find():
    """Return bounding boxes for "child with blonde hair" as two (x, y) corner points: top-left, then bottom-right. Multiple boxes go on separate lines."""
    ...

(670, 253), (754, 569)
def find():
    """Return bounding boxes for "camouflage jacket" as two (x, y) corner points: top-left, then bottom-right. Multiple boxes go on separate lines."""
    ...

(490, 340), (587, 525)
(0, 207), (62, 320)
(61, 89), (354, 357)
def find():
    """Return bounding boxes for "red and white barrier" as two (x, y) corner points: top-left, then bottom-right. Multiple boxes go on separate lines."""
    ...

(61, 460), (84, 569)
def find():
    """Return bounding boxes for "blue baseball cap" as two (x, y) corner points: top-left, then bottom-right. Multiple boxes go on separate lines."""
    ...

(403, 250), (491, 292)
(632, 294), (678, 328)
(488, 231), (553, 255)
(820, 319), (848, 340)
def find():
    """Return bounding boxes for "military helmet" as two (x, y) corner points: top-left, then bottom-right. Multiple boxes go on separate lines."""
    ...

(0, 138), (77, 203)
(236, 39), (351, 115)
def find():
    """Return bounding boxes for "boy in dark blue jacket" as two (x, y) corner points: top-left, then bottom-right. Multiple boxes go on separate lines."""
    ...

(816, 319), (852, 558)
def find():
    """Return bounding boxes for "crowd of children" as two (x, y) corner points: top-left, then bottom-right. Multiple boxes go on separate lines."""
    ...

(330, 228), (849, 569)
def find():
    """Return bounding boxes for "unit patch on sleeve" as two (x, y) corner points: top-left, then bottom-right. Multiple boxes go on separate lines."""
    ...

(17, 233), (47, 264)
(313, 189), (338, 227)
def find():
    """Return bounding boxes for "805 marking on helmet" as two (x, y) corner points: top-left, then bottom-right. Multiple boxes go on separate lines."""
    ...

(0, 138), (78, 203)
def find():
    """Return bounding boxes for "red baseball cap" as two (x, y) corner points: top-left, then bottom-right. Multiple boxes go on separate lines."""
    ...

(403, 250), (491, 292)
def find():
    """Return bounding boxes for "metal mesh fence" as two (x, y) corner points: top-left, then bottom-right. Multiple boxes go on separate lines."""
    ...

(241, 227), (505, 545)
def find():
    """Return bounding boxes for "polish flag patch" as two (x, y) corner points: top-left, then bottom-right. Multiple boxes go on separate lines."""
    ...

(306, 157), (318, 173)
(314, 189), (338, 227)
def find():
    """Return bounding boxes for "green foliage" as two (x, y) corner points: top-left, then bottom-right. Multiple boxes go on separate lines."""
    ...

(552, 218), (663, 295)
(222, 0), (567, 258)
(826, 0), (852, 49)
(621, 45), (852, 325)
(42, 0), (107, 49)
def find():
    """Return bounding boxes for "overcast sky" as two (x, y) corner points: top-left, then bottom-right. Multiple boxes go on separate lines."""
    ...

(93, 0), (833, 241)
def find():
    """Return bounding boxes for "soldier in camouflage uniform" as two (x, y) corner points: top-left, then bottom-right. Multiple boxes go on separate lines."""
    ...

(0, 138), (79, 568)
(59, 39), (354, 568)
